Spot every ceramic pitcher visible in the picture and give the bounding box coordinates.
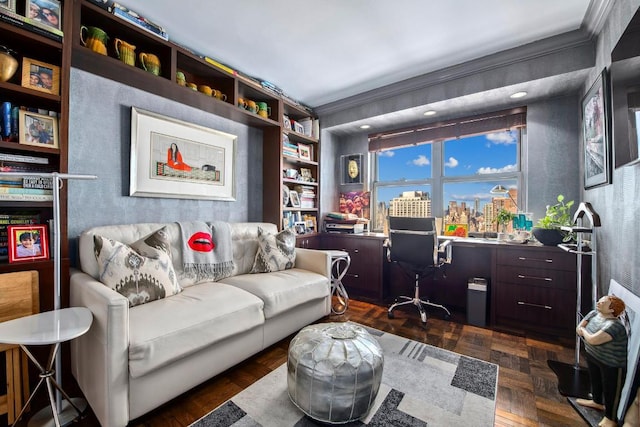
[80,26,109,56]
[114,38,136,66]
[139,52,161,76]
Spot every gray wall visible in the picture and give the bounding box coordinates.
[583,0,640,295]
[67,68,263,262]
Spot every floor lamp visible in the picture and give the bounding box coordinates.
[0,171,97,427]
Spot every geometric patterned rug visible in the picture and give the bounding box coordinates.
[190,325,498,427]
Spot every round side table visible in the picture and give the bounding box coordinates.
[0,307,93,427]
[328,250,350,314]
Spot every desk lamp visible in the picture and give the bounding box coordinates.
[489,184,518,209]
[0,171,96,427]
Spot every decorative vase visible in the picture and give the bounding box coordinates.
[0,45,18,82]
[531,227,565,246]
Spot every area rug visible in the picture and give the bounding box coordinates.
[191,325,498,426]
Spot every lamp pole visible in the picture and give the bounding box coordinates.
[0,171,96,426]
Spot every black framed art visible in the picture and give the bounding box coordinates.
[341,153,363,185]
[582,68,611,189]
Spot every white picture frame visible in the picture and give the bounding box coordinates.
[608,279,640,421]
[289,190,300,207]
[129,107,236,201]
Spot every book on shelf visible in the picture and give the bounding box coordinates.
[0,152,50,165]
[0,187,53,195]
[0,193,53,201]
[0,9,63,41]
[203,57,237,76]
[111,6,169,40]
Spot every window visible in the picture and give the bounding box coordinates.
[369,108,525,235]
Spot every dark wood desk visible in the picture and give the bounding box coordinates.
[317,234,591,337]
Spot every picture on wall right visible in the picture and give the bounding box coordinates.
[582,68,611,189]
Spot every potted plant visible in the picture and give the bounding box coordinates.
[532,194,575,245]
[494,208,515,241]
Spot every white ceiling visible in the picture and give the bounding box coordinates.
[124,0,595,108]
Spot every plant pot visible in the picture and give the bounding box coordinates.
[531,227,565,246]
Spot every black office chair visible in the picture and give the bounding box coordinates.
[387,216,452,324]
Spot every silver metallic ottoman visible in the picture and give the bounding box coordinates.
[287,322,384,424]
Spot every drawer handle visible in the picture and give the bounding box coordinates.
[518,256,553,263]
[346,273,359,278]
[517,274,552,282]
[518,301,552,310]
[353,249,359,253]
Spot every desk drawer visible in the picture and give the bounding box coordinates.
[496,266,576,290]
[494,283,575,331]
[497,247,575,270]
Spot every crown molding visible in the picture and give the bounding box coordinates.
[582,0,615,35]
[315,30,594,117]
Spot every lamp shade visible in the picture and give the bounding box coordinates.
[490,184,509,194]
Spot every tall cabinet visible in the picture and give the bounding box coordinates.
[0,0,70,312]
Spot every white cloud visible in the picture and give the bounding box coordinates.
[477,163,518,174]
[379,150,395,157]
[411,155,430,166]
[445,157,458,168]
[486,131,516,145]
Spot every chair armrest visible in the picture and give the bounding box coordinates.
[438,239,453,264]
[294,248,331,279]
[69,268,130,427]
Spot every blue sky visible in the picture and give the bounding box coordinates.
[376,131,519,208]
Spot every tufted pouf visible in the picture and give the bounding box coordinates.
[287,322,384,424]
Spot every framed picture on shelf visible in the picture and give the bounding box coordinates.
[582,68,611,189]
[283,115,292,130]
[7,224,49,263]
[297,143,311,161]
[19,110,59,148]
[0,0,16,13]
[26,0,62,31]
[21,57,60,95]
[282,186,289,207]
[289,190,300,207]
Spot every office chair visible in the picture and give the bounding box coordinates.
[387,216,452,324]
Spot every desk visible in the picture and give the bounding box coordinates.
[0,307,92,427]
[321,233,591,337]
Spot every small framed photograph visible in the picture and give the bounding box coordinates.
[297,143,311,161]
[8,225,49,263]
[283,115,292,130]
[19,110,59,148]
[282,186,289,207]
[21,57,60,95]
[0,0,17,13]
[26,0,62,31]
[289,190,300,208]
[300,167,312,182]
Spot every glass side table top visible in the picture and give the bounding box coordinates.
[0,307,92,345]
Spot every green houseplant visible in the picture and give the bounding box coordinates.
[532,194,575,245]
[494,208,515,241]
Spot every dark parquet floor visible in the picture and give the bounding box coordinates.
[14,300,588,427]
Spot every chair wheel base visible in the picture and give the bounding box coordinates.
[387,311,395,319]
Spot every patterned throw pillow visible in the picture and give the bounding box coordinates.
[250,227,296,273]
[93,227,182,307]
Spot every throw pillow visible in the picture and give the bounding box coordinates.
[93,227,182,307]
[250,227,296,273]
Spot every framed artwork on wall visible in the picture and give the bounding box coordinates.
[582,68,611,189]
[341,153,363,184]
[129,107,237,201]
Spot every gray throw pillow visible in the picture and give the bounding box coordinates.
[94,227,182,307]
[250,227,296,273]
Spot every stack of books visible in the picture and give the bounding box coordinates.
[110,3,168,41]
[282,139,299,158]
[0,213,41,261]
[0,8,63,41]
[294,185,316,208]
[0,153,55,201]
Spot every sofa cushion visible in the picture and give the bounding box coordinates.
[128,282,265,378]
[94,228,182,307]
[220,268,329,319]
[250,228,296,273]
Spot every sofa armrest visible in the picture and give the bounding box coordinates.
[70,268,131,427]
[294,248,331,279]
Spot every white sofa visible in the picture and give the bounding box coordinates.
[70,222,331,427]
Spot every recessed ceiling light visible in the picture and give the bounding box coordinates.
[423,110,437,116]
[360,124,371,129]
[510,91,528,99]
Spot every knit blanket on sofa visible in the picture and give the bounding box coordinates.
[177,221,234,283]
